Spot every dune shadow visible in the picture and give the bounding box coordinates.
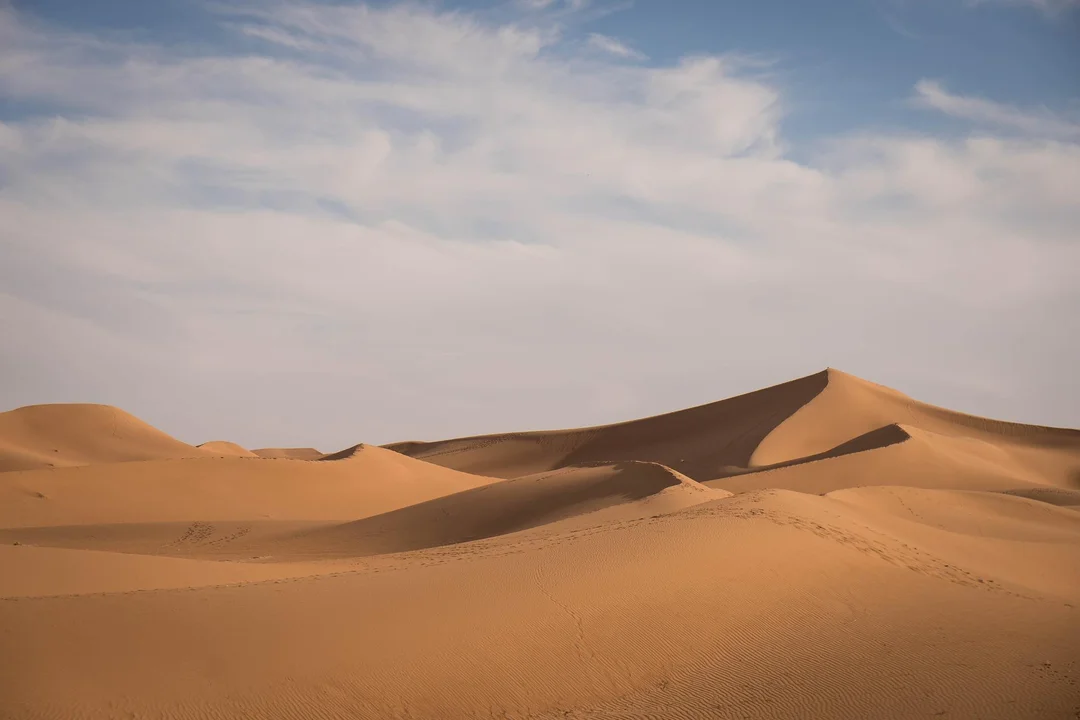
[706,423,912,481]
[384,370,831,481]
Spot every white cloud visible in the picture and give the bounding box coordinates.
[587,33,645,59]
[914,80,1080,139]
[0,2,1077,447]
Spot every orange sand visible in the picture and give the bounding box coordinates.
[1,370,1077,719]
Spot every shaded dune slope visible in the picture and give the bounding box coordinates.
[2,488,1078,718]
[385,370,830,479]
[0,404,209,472]
[197,440,257,457]
[0,461,726,560]
[278,461,727,557]
[2,372,1080,718]
[387,369,1080,492]
[0,445,498,528]
[252,447,325,460]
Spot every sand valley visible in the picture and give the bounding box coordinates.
[1,369,1078,719]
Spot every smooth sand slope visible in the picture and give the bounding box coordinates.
[1,370,1079,719]
[388,369,1080,493]
[0,444,499,528]
[0,403,211,472]
[198,440,258,457]
[252,446,325,460]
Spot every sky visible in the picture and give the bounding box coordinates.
[1,0,1078,450]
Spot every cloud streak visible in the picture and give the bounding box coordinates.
[0,2,1077,447]
[915,80,1080,139]
[587,32,646,59]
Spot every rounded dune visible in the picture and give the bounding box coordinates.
[384,370,831,479]
[252,447,325,460]
[197,440,257,457]
[387,369,1080,494]
[0,445,499,528]
[749,369,1080,472]
[2,371,1079,719]
[279,461,726,557]
[0,403,209,472]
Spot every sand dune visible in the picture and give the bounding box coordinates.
[252,446,325,460]
[3,488,1078,718]
[254,461,726,558]
[0,445,498,528]
[384,369,829,479]
[0,403,209,472]
[388,369,1080,491]
[2,370,1079,719]
[198,440,257,457]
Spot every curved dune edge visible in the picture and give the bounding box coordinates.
[384,369,1080,489]
[706,423,1071,496]
[750,369,1080,468]
[1,487,1078,719]
[383,370,831,479]
[2,370,1079,718]
[277,460,728,557]
[197,440,257,457]
[0,461,726,565]
[0,403,210,472]
[0,446,501,529]
[710,423,912,479]
[998,486,1080,507]
[251,447,325,460]
[316,443,367,461]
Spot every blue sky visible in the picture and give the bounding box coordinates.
[11,0,1078,135]
[1,0,1078,447]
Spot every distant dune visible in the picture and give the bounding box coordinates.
[0,403,209,472]
[197,440,257,457]
[251,447,325,460]
[1,370,1078,719]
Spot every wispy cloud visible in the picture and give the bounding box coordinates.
[914,79,1080,139]
[586,32,645,59]
[1,2,1077,446]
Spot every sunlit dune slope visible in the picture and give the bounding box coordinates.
[267,460,727,557]
[386,369,1080,491]
[2,371,1079,719]
[252,447,325,460]
[0,403,209,472]
[0,444,499,528]
[2,488,1078,718]
[198,440,257,457]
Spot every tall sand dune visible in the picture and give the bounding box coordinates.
[387,369,1080,490]
[2,372,1079,719]
[0,403,209,472]
[385,370,830,478]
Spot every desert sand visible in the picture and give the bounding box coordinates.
[1,368,1077,719]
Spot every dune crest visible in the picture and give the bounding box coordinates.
[252,447,325,460]
[198,440,257,457]
[0,445,499,529]
[386,369,1080,492]
[275,460,726,558]
[0,403,209,472]
[2,372,1079,719]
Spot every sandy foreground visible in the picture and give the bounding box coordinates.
[1,369,1078,719]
